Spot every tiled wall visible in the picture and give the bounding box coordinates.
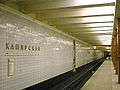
[75,41,99,68]
[0,7,103,90]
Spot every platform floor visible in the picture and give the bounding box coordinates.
[81,59,120,90]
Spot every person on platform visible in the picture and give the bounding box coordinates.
[108,53,111,59]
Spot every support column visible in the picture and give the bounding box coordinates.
[112,30,118,74]
[73,40,76,72]
[114,29,118,74]
[118,18,120,84]
[111,40,114,72]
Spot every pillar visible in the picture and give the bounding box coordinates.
[112,30,118,74]
[118,18,120,84]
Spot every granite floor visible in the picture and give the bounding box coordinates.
[81,59,120,90]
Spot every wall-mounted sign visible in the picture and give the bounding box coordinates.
[8,59,14,76]
[6,43,40,51]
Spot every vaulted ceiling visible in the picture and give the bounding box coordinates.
[1,0,119,47]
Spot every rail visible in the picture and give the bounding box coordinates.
[24,57,106,90]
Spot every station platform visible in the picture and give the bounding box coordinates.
[81,59,120,90]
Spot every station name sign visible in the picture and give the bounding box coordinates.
[6,43,40,51]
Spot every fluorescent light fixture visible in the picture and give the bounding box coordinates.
[106,47,111,49]
[100,40,112,45]
[88,23,113,27]
[67,29,113,33]
[91,27,113,30]
[98,35,112,38]
[93,46,96,49]
[89,31,112,33]
[98,35,112,45]
[81,16,114,23]
[55,16,114,24]
[74,0,115,6]
[102,42,111,45]
[80,6,115,16]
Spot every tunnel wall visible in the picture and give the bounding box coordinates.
[0,5,103,90]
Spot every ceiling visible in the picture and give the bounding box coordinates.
[0,0,119,47]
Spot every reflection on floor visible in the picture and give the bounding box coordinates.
[81,59,120,90]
